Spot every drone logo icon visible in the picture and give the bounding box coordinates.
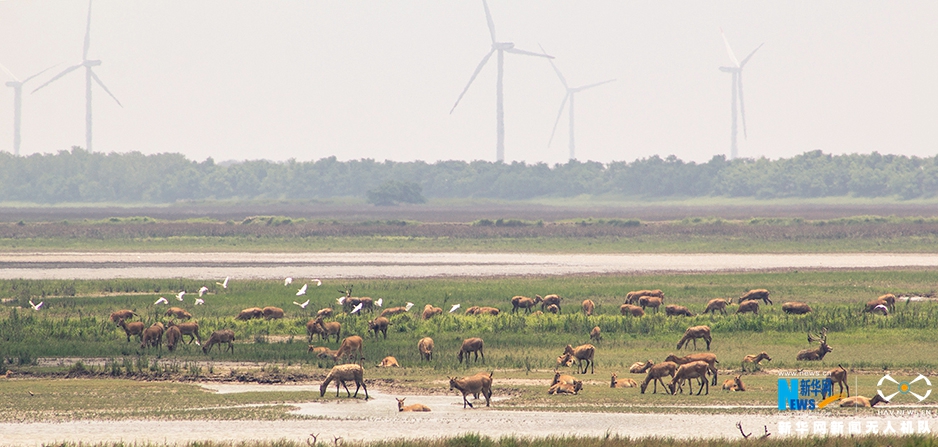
[877,374,932,402]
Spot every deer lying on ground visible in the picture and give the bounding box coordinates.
[796,328,833,361]
[741,352,771,372]
[377,356,400,367]
[548,381,582,395]
[626,290,664,304]
[736,301,759,314]
[165,307,191,320]
[458,337,484,364]
[619,304,645,317]
[418,337,434,361]
[235,307,263,320]
[202,329,235,354]
[665,353,719,386]
[611,373,637,388]
[640,361,678,394]
[722,375,746,391]
[510,296,537,314]
[320,364,368,400]
[739,289,772,305]
[669,360,711,395]
[379,307,408,318]
[368,317,391,339]
[665,305,694,317]
[589,326,602,342]
[581,299,595,316]
[782,302,812,315]
[676,325,712,350]
[449,372,493,408]
[630,360,654,374]
[117,318,145,342]
[396,398,430,412]
[166,320,201,345]
[559,344,595,374]
[308,345,330,356]
[109,309,137,323]
[702,298,732,315]
[839,395,888,407]
[551,371,579,387]
[422,304,442,320]
[824,365,849,398]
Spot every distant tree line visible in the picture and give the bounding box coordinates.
[0,147,937,204]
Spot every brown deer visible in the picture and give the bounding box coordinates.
[589,326,602,342]
[669,360,711,395]
[665,353,719,386]
[626,290,664,304]
[117,318,145,342]
[676,325,712,350]
[639,296,662,313]
[449,372,493,408]
[559,344,595,374]
[109,309,137,323]
[619,304,645,317]
[165,307,191,320]
[796,328,833,361]
[630,360,654,374]
[324,335,364,365]
[165,325,182,352]
[379,307,408,318]
[417,337,434,361]
[312,316,341,343]
[782,302,812,315]
[367,317,391,339]
[611,373,638,388]
[702,298,732,315]
[422,304,443,320]
[823,365,849,398]
[839,395,888,407]
[166,320,201,345]
[640,361,678,394]
[202,329,235,354]
[396,398,430,412]
[581,299,595,316]
[739,289,772,305]
[548,381,582,395]
[537,294,562,312]
[665,304,694,317]
[510,296,537,314]
[736,301,759,314]
[741,352,771,372]
[320,364,368,399]
[235,307,263,320]
[457,337,484,364]
[316,308,334,318]
[376,356,400,367]
[722,375,746,392]
[140,322,165,349]
[262,306,284,319]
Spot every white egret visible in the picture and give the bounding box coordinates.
[375,298,383,307]
[350,302,364,314]
[873,304,889,316]
[194,298,205,306]
[284,277,293,286]
[155,297,168,305]
[313,279,322,286]
[294,299,310,309]
[296,284,308,296]
[176,291,186,301]
[337,296,346,305]
[216,277,229,289]
[29,300,43,310]
[449,304,461,313]
[405,302,414,311]
[198,286,209,297]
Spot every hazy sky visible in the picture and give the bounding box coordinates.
[1,1,936,165]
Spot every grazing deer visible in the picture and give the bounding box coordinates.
[782,302,812,315]
[669,360,711,395]
[626,290,664,304]
[736,301,759,314]
[665,304,694,317]
[537,294,562,313]
[619,304,645,317]
[702,298,732,315]
[676,325,712,350]
[510,296,537,314]
[457,337,484,364]
[796,328,833,361]
[739,289,772,305]
[367,317,391,339]
[640,361,678,394]
[665,353,719,386]
[581,299,595,316]
[422,304,443,320]
[823,365,849,398]
[417,337,434,361]
[741,352,771,372]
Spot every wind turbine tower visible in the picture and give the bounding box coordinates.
[32,0,122,152]
[1,63,55,155]
[718,29,762,160]
[540,45,615,161]
[450,0,553,162]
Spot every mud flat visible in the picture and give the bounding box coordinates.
[2,252,938,280]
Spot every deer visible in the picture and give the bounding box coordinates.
[581,299,595,316]
[449,372,493,408]
[722,375,746,392]
[638,296,662,313]
[736,300,759,314]
[741,352,771,372]
[548,381,582,395]
[510,296,537,314]
[619,304,645,317]
[669,360,711,395]
[202,329,235,354]
[117,318,145,342]
[626,290,664,304]
[109,309,137,323]
[312,316,341,343]
[140,322,165,350]
[640,361,678,394]
[323,335,365,365]
[630,360,654,374]
[537,294,562,312]
[702,298,732,315]
[823,365,849,398]
[235,307,263,320]
[166,320,202,345]
[320,364,368,400]
[164,307,191,320]
[782,302,812,315]
[739,289,772,305]
[676,325,712,350]
[367,317,391,339]
[165,325,183,352]
[611,373,638,388]
[665,353,719,386]
[839,395,888,407]
[422,304,443,320]
[417,337,434,361]
[457,337,484,364]
[796,328,833,361]
[262,306,285,319]
[559,344,595,374]
[396,398,430,412]
[665,305,694,317]
[589,326,602,342]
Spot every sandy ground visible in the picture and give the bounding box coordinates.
[2,252,938,279]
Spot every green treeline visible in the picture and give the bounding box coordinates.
[1,147,937,203]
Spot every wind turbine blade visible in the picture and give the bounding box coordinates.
[31,64,82,93]
[720,28,739,67]
[548,93,569,147]
[739,42,764,68]
[22,64,59,84]
[538,43,567,88]
[576,79,616,91]
[482,0,496,43]
[450,49,495,114]
[505,47,553,58]
[0,62,18,82]
[738,73,747,139]
[90,70,122,107]
[83,0,93,60]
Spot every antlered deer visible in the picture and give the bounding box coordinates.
[796,328,833,361]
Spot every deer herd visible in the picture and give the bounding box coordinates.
[103,286,899,410]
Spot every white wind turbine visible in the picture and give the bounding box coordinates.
[1,63,56,155]
[450,0,553,162]
[539,45,615,161]
[32,0,122,152]
[718,29,763,160]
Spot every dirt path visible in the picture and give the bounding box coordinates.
[2,252,938,279]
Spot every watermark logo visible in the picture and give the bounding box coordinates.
[778,377,842,410]
[878,374,932,402]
